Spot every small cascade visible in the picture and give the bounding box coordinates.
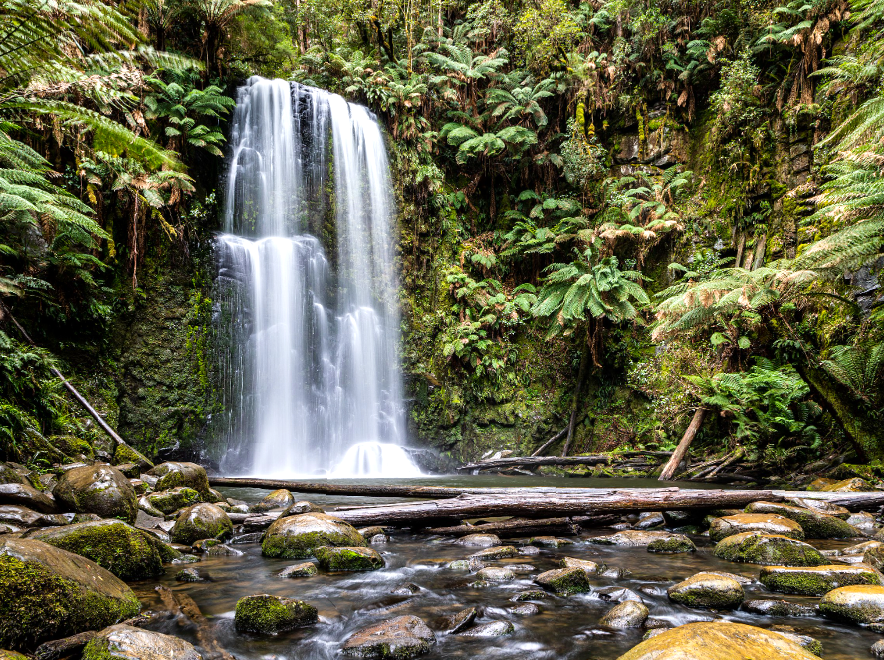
[214,76,418,478]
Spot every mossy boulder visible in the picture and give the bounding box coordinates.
[112,444,154,471]
[600,600,649,628]
[0,465,24,486]
[146,463,210,500]
[667,572,744,609]
[261,513,366,559]
[52,436,95,460]
[615,621,819,660]
[760,564,881,596]
[560,556,604,575]
[534,567,590,595]
[745,501,861,539]
[53,465,137,523]
[822,478,875,492]
[589,530,680,547]
[314,545,384,571]
[708,513,804,543]
[278,562,318,578]
[170,504,232,545]
[82,624,200,660]
[713,532,826,566]
[250,489,295,513]
[0,538,140,650]
[865,545,884,570]
[30,519,169,580]
[819,585,884,624]
[147,487,201,515]
[341,615,435,658]
[647,535,696,553]
[233,594,318,633]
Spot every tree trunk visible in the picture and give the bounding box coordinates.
[659,408,707,481]
[426,515,618,537]
[562,342,590,457]
[531,427,568,457]
[459,455,612,471]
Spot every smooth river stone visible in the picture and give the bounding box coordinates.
[819,585,884,624]
[341,615,435,658]
[708,514,804,543]
[588,530,685,547]
[667,572,744,610]
[744,501,861,538]
[262,512,366,559]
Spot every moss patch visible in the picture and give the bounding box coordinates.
[713,532,826,566]
[760,565,881,596]
[314,546,384,571]
[234,594,318,633]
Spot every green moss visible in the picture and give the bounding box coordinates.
[50,436,95,460]
[113,444,153,469]
[760,566,881,596]
[31,521,166,580]
[234,595,318,633]
[0,554,140,650]
[313,546,384,571]
[713,533,826,566]
[148,487,201,515]
[534,568,590,595]
[648,537,696,553]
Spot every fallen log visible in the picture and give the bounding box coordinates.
[156,586,236,660]
[209,478,462,498]
[659,408,708,481]
[457,455,613,472]
[426,514,620,537]
[530,427,568,457]
[328,488,784,527]
[34,630,98,660]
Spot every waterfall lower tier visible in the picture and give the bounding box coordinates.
[215,76,419,478]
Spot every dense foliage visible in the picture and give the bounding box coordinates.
[1,0,882,471]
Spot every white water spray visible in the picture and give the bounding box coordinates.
[215,76,418,477]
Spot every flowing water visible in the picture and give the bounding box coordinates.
[132,477,880,660]
[214,77,412,477]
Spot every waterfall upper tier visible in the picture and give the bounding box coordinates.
[215,76,418,478]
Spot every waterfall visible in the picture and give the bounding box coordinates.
[214,76,419,478]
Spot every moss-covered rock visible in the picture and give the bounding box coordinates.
[0,651,28,659]
[0,538,140,650]
[534,567,590,595]
[865,545,884,570]
[589,530,680,547]
[341,615,435,658]
[647,535,696,553]
[234,594,318,633]
[250,489,295,513]
[560,556,604,575]
[278,562,318,578]
[53,465,137,523]
[170,503,232,545]
[467,545,517,560]
[667,572,744,609]
[112,444,154,471]
[708,514,804,543]
[744,501,861,539]
[819,585,884,624]
[760,564,881,596]
[0,465,24,486]
[313,545,384,571]
[822,478,875,492]
[146,463,210,500]
[50,436,95,460]
[30,519,169,580]
[713,532,826,566]
[261,513,366,559]
[147,487,201,515]
[787,497,851,519]
[615,622,818,660]
[82,625,200,660]
[600,600,649,628]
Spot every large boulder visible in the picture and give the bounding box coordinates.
[53,465,137,523]
[819,585,884,624]
[171,504,233,545]
[145,463,211,500]
[745,501,861,539]
[708,514,804,543]
[82,625,200,660]
[29,519,169,580]
[667,572,744,609]
[534,567,590,595]
[615,621,819,660]
[589,530,683,547]
[0,483,57,513]
[0,538,140,649]
[713,532,826,566]
[250,489,295,513]
[233,594,318,633]
[760,564,881,596]
[600,601,649,628]
[262,513,366,559]
[146,487,201,516]
[314,546,384,571]
[341,615,435,658]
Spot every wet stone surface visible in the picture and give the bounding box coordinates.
[125,485,884,660]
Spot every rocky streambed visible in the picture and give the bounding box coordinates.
[2,461,884,659]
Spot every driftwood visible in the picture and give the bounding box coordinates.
[156,586,236,660]
[659,408,708,480]
[328,488,784,527]
[426,514,620,537]
[34,630,98,660]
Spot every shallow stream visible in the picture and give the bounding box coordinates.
[132,477,881,659]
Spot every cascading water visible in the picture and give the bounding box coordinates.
[214,76,420,478]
